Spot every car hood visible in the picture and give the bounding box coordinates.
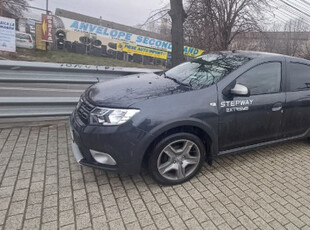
[86,73,192,108]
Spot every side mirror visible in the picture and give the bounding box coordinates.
[230,83,249,96]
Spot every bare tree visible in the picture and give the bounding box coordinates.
[2,0,30,18]
[185,0,270,51]
[169,0,186,67]
[258,19,309,57]
[259,23,283,53]
[302,39,310,59]
[141,4,170,27]
[230,23,283,53]
[230,18,310,58]
[282,19,308,56]
[141,2,187,67]
[184,1,217,51]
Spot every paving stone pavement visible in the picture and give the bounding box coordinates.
[0,121,310,230]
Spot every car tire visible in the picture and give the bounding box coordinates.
[148,133,206,185]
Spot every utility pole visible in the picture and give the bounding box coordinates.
[45,0,49,51]
[169,0,186,67]
[1,0,3,16]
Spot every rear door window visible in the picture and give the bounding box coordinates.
[289,63,310,91]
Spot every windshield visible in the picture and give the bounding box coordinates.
[165,53,252,89]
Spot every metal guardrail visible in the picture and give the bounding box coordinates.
[0,61,161,118]
[0,60,161,83]
[0,97,79,118]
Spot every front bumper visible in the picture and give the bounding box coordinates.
[69,111,148,174]
[71,141,84,164]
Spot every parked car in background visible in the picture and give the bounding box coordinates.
[70,50,310,185]
[16,31,34,49]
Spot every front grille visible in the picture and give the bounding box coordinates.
[77,97,95,124]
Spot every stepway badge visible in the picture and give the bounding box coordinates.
[221,99,254,113]
[0,16,16,52]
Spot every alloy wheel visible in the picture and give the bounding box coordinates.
[156,139,201,181]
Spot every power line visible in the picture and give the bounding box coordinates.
[269,3,299,21]
[277,8,310,27]
[273,1,308,20]
[272,0,310,24]
[277,10,300,22]
[276,0,310,19]
[268,0,310,28]
[299,0,310,8]
[277,6,305,20]
[265,9,291,24]
[272,13,291,24]
[266,0,310,28]
[287,0,310,12]
[285,0,310,16]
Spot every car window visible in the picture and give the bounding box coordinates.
[289,63,310,91]
[164,53,252,89]
[236,62,281,95]
[16,33,30,40]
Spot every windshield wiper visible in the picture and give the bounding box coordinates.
[162,72,191,87]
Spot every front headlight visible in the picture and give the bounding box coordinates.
[90,107,140,126]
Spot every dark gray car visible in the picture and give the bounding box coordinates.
[70,51,310,185]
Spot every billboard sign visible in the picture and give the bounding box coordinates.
[42,14,54,42]
[59,17,204,58]
[0,16,16,52]
[117,43,168,60]
[35,23,47,50]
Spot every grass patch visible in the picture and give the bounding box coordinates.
[0,48,164,69]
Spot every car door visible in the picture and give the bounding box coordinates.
[218,61,285,151]
[282,60,310,137]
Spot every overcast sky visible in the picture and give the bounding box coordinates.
[27,0,168,26]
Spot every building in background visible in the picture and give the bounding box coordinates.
[17,18,40,35]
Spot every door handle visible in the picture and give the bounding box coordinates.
[272,102,282,112]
